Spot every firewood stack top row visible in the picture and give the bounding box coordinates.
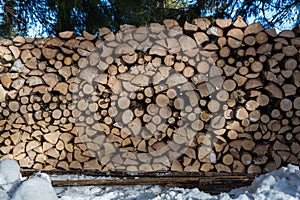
[0,17,299,174]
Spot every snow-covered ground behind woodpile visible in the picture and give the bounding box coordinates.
[0,158,300,200]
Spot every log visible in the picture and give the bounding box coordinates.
[216,19,232,28]
[227,28,244,41]
[250,61,263,73]
[228,37,242,48]
[184,21,198,32]
[59,31,74,39]
[244,22,264,35]
[193,32,209,46]
[193,18,211,31]
[222,154,234,165]
[233,16,247,28]
[155,94,169,107]
[255,32,268,44]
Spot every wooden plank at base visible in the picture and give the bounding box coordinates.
[21,170,256,194]
[51,176,255,194]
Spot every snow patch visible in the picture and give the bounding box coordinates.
[12,175,57,200]
[0,159,58,200]
[229,164,300,200]
[0,159,21,192]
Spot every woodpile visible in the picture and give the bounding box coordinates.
[0,17,299,173]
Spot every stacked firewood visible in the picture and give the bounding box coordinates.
[0,17,299,173]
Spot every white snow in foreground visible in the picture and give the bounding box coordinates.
[12,173,58,200]
[0,159,57,200]
[0,158,299,200]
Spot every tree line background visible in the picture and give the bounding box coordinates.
[0,0,299,38]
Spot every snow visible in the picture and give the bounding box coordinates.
[0,159,57,200]
[229,164,300,200]
[0,159,21,194]
[54,185,214,200]
[0,158,300,200]
[12,174,58,200]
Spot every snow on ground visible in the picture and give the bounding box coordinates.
[55,185,213,200]
[12,173,57,200]
[0,158,300,200]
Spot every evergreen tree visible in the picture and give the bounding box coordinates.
[0,0,299,37]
